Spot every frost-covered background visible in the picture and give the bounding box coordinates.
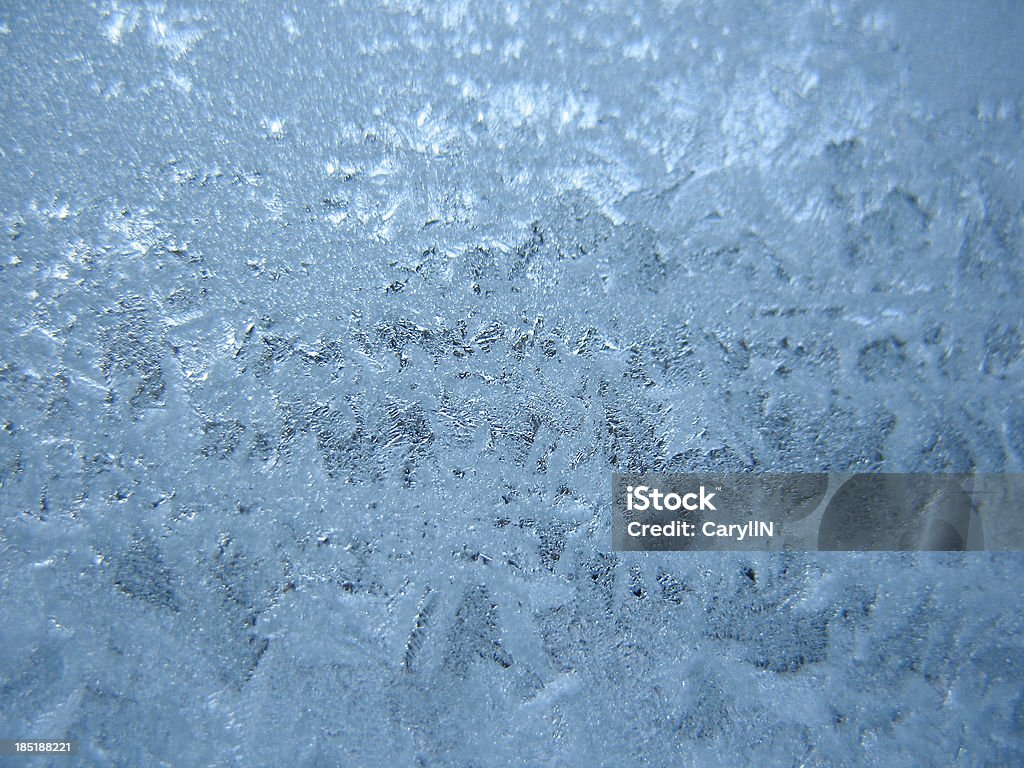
[1,1,1023,765]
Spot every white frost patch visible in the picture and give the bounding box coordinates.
[266,118,285,138]
[147,11,205,61]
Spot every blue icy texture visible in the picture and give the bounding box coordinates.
[1,1,1023,765]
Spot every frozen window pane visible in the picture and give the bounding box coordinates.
[0,1,1022,765]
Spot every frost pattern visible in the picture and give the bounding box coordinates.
[1,1,1022,766]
